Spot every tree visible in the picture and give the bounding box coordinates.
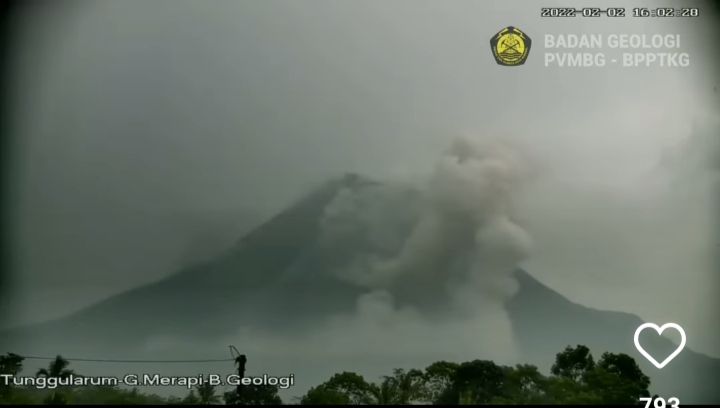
[300,385,351,405]
[43,391,68,405]
[369,369,424,404]
[545,346,651,404]
[551,345,595,383]
[68,386,167,404]
[303,372,374,405]
[421,361,458,404]
[368,379,395,405]
[0,353,24,401]
[196,382,220,405]
[182,390,200,404]
[295,345,652,405]
[36,355,74,405]
[0,353,23,376]
[223,385,282,405]
[437,360,505,404]
[301,369,425,405]
[494,364,548,404]
[36,355,74,380]
[544,374,598,404]
[586,352,651,404]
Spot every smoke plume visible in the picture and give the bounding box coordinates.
[321,137,533,309]
[215,138,536,395]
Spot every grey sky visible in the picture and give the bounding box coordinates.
[5,0,719,357]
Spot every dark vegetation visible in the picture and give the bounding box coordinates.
[0,345,650,405]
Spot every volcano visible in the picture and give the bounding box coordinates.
[1,174,718,403]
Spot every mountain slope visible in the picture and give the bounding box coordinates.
[1,174,372,350]
[1,174,718,402]
[509,269,720,403]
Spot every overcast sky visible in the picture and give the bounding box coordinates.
[4,0,719,357]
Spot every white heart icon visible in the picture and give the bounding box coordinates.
[633,322,686,369]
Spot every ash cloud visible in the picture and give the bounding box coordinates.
[262,137,537,379]
[322,137,532,305]
[153,140,537,398]
[5,132,539,395]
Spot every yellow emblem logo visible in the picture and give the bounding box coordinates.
[490,26,532,66]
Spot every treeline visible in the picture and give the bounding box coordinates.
[1,345,650,405]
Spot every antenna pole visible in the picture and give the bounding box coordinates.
[229,346,246,402]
